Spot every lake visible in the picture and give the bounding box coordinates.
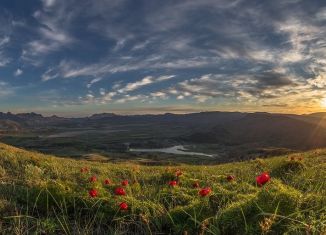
[129,145,214,158]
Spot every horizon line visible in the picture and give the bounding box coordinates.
[1,110,325,119]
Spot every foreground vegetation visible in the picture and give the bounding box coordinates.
[0,142,325,234]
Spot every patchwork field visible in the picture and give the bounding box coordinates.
[0,142,325,234]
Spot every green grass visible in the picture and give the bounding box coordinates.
[0,143,325,234]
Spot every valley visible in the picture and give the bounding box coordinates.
[0,111,325,164]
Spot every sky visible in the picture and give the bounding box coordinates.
[0,0,326,116]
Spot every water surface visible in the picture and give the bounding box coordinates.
[129,145,214,158]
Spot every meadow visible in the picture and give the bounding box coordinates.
[0,142,325,234]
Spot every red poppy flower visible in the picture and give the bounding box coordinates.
[226,175,235,182]
[168,180,177,187]
[119,202,128,210]
[80,167,89,173]
[199,187,211,197]
[121,180,129,186]
[115,187,126,196]
[104,179,111,185]
[193,182,200,188]
[256,172,270,187]
[89,175,97,182]
[89,189,98,198]
[175,169,183,177]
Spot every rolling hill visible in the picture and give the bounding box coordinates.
[0,142,325,234]
[2,111,326,163]
[184,112,326,149]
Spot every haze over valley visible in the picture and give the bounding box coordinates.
[1,111,326,164]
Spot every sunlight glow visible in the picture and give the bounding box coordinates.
[321,98,326,108]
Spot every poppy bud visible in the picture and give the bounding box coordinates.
[226,175,235,182]
[119,202,128,210]
[104,179,111,185]
[115,187,126,196]
[89,189,98,198]
[256,172,270,187]
[199,187,211,197]
[121,180,129,186]
[89,175,97,182]
[168,180,177,187]
[193,182,200,188]
[81,167,89,173]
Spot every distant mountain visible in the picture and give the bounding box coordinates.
[183,112,326,150]
[2,111,326,152]
[89,113,117,119]
[304,112,326,118]
[286,112,326,129]
[0,120,22,132]
[1,110,326,162]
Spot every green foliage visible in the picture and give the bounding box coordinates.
[272,159,306,179]
[218,196,260,234]
[256,180,302,216]
[0,142,325,234]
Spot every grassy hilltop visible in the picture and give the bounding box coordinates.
[0,142,325,234]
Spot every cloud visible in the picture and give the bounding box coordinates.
[253,71,294,87]
[118,76,153,93]
[0,36,10,67]
[117,75,175,93]
[14,69,23,76]
[0,82,15,98]
[87,77,103,88]
[41,68,59,81]
[150,91,168,100]
[308,75,326,89]
[41,0,56,8]
[0,36,10,47]
[115,94,147,104]
[21,1,74,64]
[159,71,300,104]
[2,0,326,114]
[75,75,175,105]
[46,56,217,83]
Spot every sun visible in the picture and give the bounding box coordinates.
[321,98,326,108]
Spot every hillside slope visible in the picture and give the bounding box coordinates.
[3,111,326,163]
[184,113,326,149]
[0,143,325,234]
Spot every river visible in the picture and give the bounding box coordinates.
[129,145,214,158]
